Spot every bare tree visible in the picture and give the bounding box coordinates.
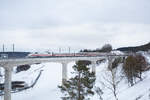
[123,54,148,86]
[100,58,122,100]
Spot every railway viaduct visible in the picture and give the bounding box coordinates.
[0,55,127,100]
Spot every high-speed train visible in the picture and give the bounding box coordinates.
[26,52,116,58]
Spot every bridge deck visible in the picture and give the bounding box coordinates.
[0,55,128,68]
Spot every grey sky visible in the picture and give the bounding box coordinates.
[0,0,150,52]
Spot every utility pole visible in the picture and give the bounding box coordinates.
[3,44,5,52]
[68,47,71,53]
[12,44,15,52]
[59,48,61,53]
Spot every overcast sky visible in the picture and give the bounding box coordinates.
[0,0,150,52]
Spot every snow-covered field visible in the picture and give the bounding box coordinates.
[0,53,150,100]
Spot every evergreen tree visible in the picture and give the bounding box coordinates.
[58,61,96,100]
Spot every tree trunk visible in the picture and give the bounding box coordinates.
[113,90,118,100]
[78,71,81,100]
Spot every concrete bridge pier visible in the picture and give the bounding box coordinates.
[91,60,97,73]
[4,67,12,100]
[61,62,68,84]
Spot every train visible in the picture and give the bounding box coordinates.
[26,52,116,58]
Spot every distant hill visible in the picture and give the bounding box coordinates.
[117,42,150,52]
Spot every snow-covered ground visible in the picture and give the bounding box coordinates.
[0,53,150,100]
[93,56,150,100]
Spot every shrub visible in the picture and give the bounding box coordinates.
[16,64,30,73]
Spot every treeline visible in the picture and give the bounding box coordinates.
[80,44,112,53]
[117,42,150,52]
